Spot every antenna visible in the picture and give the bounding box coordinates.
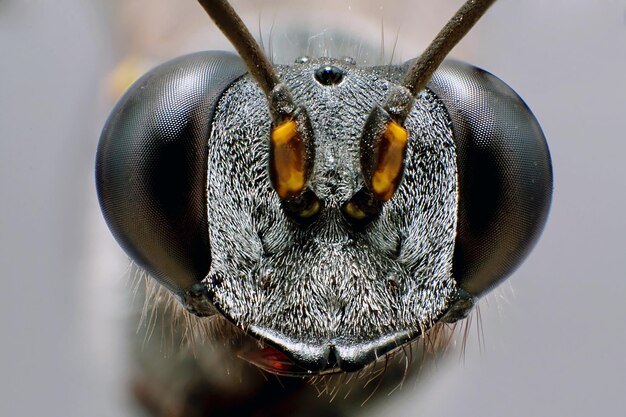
[402,0,497,98]
[354,0,497,210]
[197,0,321,216]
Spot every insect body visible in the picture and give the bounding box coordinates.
[97,0,551,386]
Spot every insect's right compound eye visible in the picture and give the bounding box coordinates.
[96,51,247,299]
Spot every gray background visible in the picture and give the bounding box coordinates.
[1,1,624,416]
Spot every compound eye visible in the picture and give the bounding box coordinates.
[96,51,246,306]
[428,60,553,297]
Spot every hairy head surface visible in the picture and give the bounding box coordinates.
[205,58,458,371]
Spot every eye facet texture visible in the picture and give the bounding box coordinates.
[428,60,553,297]
[96,52,246,296]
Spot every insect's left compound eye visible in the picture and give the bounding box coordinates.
[96,51,246,309]
[428,60,553,297]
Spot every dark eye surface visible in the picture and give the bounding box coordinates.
[96,51,246,296]
[428,60,553,297]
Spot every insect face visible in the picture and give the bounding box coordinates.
[207,58,458,372]
[96,0,552,376]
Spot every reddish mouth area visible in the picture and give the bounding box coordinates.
[239,346,341,377]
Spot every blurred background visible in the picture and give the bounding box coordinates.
[1,0,625,416]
